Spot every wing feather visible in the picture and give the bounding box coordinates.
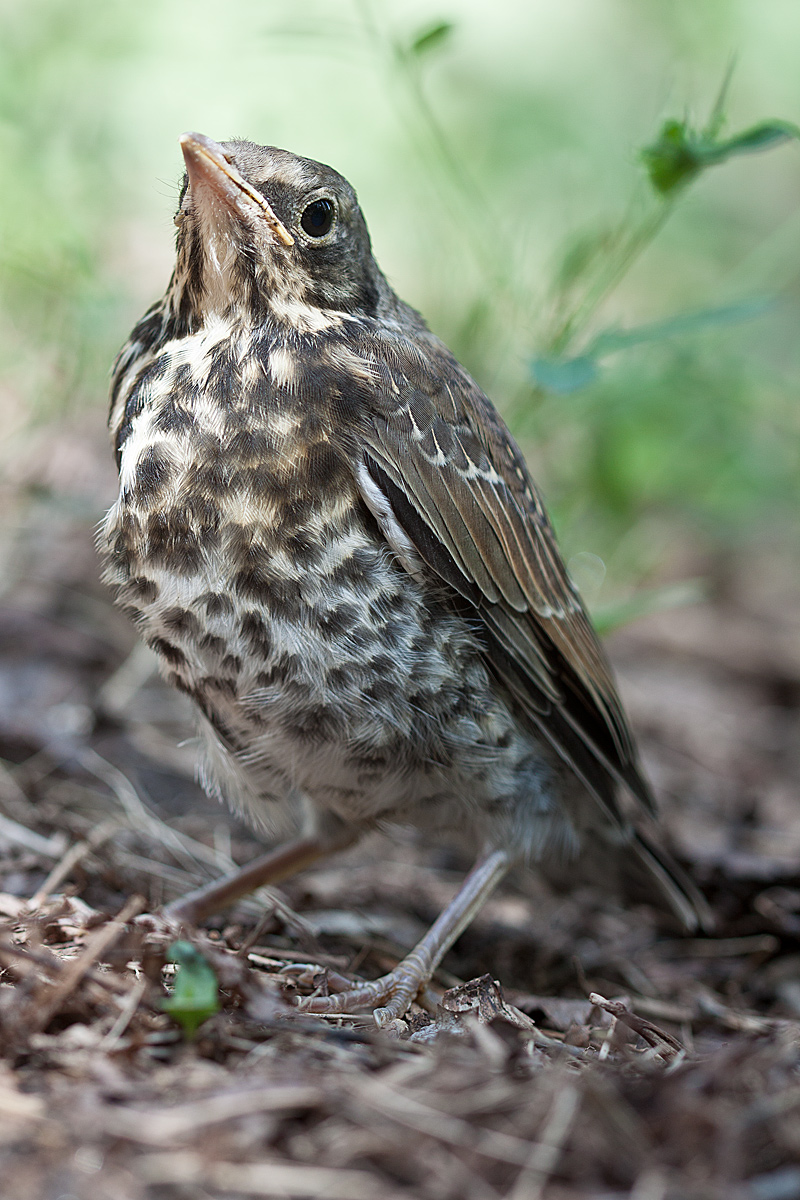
[351,330,655,817]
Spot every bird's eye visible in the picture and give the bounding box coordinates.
[300,198,335,238]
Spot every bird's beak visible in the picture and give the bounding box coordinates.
[178,131,294,247]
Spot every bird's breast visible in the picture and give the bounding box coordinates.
[102,326,570,852]
[101,329,497,799]
[104,329,380,669]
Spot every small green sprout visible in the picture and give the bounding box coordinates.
[161,940,221,1039]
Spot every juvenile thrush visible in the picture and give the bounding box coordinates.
[103,133,707,1024]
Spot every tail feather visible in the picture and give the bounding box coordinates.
[629,829,714,933]
[537,824,714,932]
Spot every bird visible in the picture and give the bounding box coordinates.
[102,132,709,1026]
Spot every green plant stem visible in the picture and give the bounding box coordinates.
[548,197,677,358]
[354,0,517,300]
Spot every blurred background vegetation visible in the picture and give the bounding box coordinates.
[1,0,798,619]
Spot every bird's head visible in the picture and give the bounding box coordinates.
[172,132,386,332]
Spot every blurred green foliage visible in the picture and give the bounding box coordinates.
[0,1,139,414]
[642,117,800,196]
[1,0,798,607]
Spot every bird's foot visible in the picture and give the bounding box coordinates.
[297,848,513,1028]
[298,960,435,1027]
[132,908,183,945]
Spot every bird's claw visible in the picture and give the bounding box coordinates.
[298,966,431,1027]
[132,908,184,944]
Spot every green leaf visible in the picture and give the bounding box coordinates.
[532,299,770,395]
[592,579,705,637]
[161,940,220,1039]
[409,21,454,57]
[716,120,800,157]
[590,298,773,356]
[532,354,598,394]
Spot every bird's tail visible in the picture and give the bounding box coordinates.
[538,823,714,932]
[628,828,714,933]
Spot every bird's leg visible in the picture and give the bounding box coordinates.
[299,847,512,1026]
[164,827,357,926]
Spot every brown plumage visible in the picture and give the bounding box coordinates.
[102,132,709,1024]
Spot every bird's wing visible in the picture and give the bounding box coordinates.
[352,329,655,823]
